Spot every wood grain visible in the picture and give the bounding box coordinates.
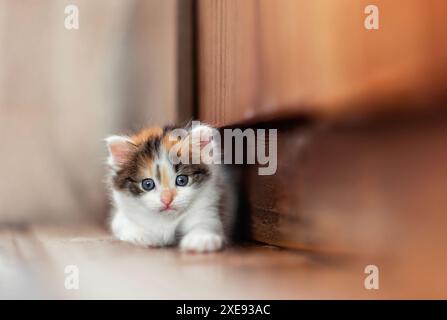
[197,0,447,126]
[1,223,445,298]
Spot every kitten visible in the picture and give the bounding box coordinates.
[105,124,235,252]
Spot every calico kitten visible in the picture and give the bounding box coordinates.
[105,124,235,252]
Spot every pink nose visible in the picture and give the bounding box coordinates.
[161,190,174,207]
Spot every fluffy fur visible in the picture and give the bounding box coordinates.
[105,124,235,253]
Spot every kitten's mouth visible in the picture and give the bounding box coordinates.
[160,206,176,213]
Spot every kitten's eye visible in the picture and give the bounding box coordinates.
[141,178,155,191]
[175,175,188,187]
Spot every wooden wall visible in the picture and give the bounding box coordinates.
[197,0,447,290]
[197,0,447,125]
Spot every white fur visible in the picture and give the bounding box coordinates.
[104,135,136,172]
[106,126,235,253]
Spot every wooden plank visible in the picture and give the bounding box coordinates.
[197,0,447,126]
[1,224,340,299]
[0,222,445,298]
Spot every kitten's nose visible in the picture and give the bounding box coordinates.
[161,190,174,207]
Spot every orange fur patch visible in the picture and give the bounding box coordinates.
[131,127,163,145]
[162,133,181,151]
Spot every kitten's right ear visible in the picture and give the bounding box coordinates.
[105,135,136,169]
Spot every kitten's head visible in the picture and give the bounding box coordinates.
[105,124,217,215]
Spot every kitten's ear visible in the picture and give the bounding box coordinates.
[105,135,136,168]
[187,124,219,164]
[189,124,215,150]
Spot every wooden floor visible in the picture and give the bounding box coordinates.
[0,223,443,299]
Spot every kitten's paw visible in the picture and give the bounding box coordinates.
[112,213,166,247]
[114,227,161,247]
[180,231,224,253]
[117,232,158,247]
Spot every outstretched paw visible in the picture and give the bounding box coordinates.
[117,232,157,247]
[180,231,224,253]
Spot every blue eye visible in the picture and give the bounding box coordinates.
[141,178,155,191]
[175,175,188,187]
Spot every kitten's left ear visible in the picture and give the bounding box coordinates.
[105,135,136,169]
[189,124,215,150]
[187,124,220,164]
